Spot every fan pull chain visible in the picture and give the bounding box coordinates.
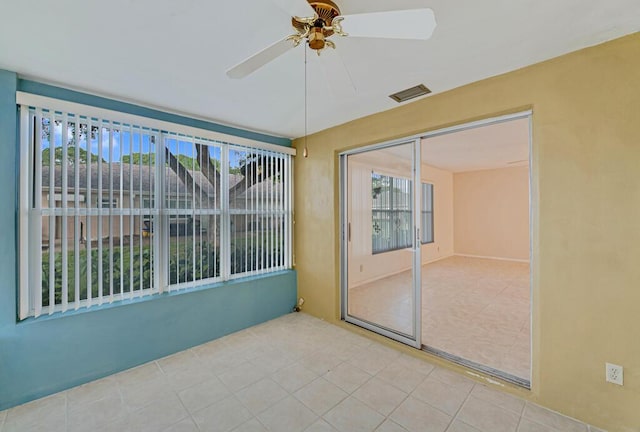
[303,42,309,158]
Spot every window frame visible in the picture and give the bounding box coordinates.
[98,197,118,208]
[17,93,294,319]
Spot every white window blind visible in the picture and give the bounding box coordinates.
[421,183,434,244]
[228,146,291,277]
[19,101,293,319]
[162,133,222,290]
[371,173,434,253]
[371,172,413,254]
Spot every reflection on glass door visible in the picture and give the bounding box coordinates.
[419,113,533,386]
[341,140,421,347]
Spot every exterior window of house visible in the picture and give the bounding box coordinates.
[99,198,118,208]
[162,133,222,287]
[228,147,289,276]
[18,100,293,319]
[421,183,434,244]
[372,173,412,253]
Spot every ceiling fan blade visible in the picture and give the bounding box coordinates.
[339,8,437,40]
[269,0,315,17]
[319,48,356,97]
[227,37,295,79]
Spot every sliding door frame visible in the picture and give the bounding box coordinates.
[340,109,534,386]
[418,110,533,387]
[340,138,422,349]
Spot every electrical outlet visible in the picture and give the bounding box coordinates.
[606,363,623,385]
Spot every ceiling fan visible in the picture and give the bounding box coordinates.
[226,0,437,94]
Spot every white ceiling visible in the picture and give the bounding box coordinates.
[0,0,638,139]
[422,117,530,172]
[356,117,530,173]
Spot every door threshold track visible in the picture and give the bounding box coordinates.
[422,345,531,389]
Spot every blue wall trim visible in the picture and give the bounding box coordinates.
[0,70,18,331]
[17,79,292,147]
[0,70,297,410]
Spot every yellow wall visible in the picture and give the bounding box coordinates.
[454,166,530,261]
[293,32,640,431]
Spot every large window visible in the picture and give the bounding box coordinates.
[18,100,292,319]
[371,172,433,253]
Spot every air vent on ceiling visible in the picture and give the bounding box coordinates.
[389,84,431,103]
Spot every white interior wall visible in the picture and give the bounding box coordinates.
[453,166,530,261]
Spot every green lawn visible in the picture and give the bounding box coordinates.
[41,236,282,307]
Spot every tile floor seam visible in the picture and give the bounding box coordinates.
[391,394,451,432]
[322,395,384,432]
[112,375,127,430]
[518,394,527,417]
[253,414,270,432]
[293,376,349,417]
[385,391,413,424]
[173,383,198,432]
[377,369,426,395]
[450,389,474,425]
[239,378,289,416]
[520,416,565,432]
[190,409,205,432]
[442,381,476,431]
[471,383,527,416]
[514,410,525,432]
[326,359,376,395]
[371,378,413,421]
[460,394,526,432]
[64,392,68,432]
[374,418,408,432]
[355,371,377,396]
[526,404,587,432]
[190,406,205,432]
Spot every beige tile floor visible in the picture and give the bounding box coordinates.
[0,313,603,432]
[348,256,531,380]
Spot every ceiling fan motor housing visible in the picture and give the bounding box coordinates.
[292,0,341,51]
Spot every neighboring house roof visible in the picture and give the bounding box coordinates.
[41,163,282,198]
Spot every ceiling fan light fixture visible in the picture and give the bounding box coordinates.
[389,84,432,103]
[290,0,345,54]
[308,27,326,50]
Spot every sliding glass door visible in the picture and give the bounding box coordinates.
[341,139,422,348]
[340,112,533,386]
